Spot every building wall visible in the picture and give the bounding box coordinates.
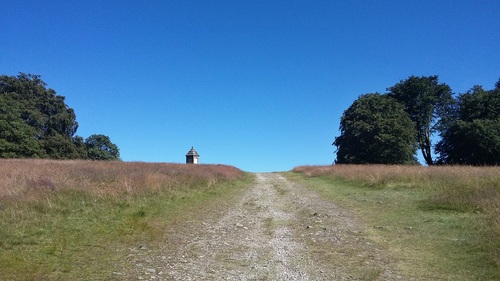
[186,156,199,164]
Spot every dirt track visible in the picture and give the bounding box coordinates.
[118,173,402,280]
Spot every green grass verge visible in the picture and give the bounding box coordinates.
[285,172,500,280]
[0,173,253,280]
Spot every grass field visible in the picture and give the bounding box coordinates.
[2,160,499,280]
[0,159,251,280]
[290,165,500,280]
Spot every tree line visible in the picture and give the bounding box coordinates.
[333,75,500,165]
[0,73,120,160]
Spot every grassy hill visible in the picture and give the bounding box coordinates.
[0,159,249,280]
[1,160,499,280]
[289,165,500,280]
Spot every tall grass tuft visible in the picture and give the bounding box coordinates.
[0,159,243,199]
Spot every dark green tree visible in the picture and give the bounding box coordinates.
[436,81,500,165]
[0,95,42,157]
[0,73,81,158]
[333,93,418,164]
[388,75,453,165]
[0,73,118,160]
[85,134,120,160]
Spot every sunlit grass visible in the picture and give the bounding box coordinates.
[289,165,500,280]
[0,159,249,280]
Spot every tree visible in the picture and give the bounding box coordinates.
[333,93,418,164]
[0,73,80,158]
[0,73,119,160]
[388,75,453,165]
[0,95,43,157]
[436,82,500,165]
[85,134,120,160]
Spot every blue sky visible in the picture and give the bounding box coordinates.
[1,1,499,172]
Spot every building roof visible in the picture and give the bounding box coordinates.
[186,146,199,157]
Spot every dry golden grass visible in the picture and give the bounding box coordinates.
[0,159,243,200]
[294,164,500,212]
[294,164,500,187]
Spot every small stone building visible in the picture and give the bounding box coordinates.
[185,146,200,164]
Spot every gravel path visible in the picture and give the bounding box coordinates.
[118,173,401,280]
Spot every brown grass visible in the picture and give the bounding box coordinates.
[294,164,499,187]
[293,164,500,210]
[0,159,243,200]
